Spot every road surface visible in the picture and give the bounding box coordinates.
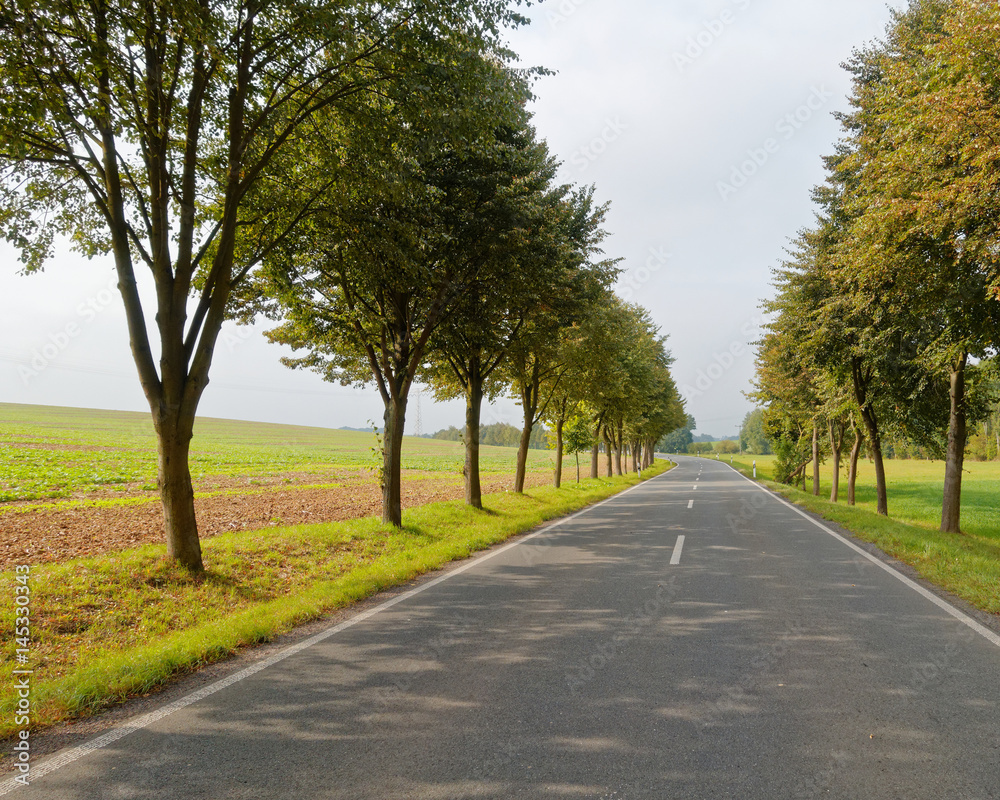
[7,456,1000,798]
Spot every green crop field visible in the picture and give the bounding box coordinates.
[0,402,564,504]
[724,453,1000,539]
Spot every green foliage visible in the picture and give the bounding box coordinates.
[660,414,695,453]
[713,440,740,455]
[369,422,386,492]
[740,409,772,455]
[771,434,811,485]
[431,427,463,442]
[0,0,535,566]
[753,0,1000,521]
[562,415,595,457]
[430,423,548,449]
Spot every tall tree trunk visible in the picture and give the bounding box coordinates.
[554,415,565,489]
[812,423,820,497]
[515,413,533,494]
[153,410,202,571]
[860,406,887,516]
[613,424,624,476]
[848,424,864,507]
[631,441,640,473]
[941,353,968,534]
[514,363,540,494]
[382,394,407,527]
[464,369,484,509]
[852,359,888,516]
[828,420,843,504]
[591,439,600,479]
[576,451,581,483]
[604,429,614,477]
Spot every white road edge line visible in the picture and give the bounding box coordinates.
[0,470,672,795]
[670,535,686,565]
[724,463,1000,650]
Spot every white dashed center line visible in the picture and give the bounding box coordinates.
[670,535,686,565]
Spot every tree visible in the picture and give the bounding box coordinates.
[502,190,619,493]
[838,0,1000,531]
[739,410,771,455]
[260,62,535,527]
[424,154,595,506]
[0,0,523,569]
[562,414,595,484]
[661,415,696,454]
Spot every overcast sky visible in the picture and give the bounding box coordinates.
[0,0,899,438]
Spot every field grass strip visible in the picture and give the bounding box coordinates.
[0,463,669,741]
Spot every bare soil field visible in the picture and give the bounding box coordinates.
[0,470,551,569]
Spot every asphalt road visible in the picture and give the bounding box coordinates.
[8,456,1000,799]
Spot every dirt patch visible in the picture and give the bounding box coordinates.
[0,472,552,570]
[5,440,123,452]
[0,468,360,509]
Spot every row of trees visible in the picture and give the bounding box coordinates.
[752,0,1000,532]
[431,424,548,450]
[0,0,682,571]
[739,409,772,455]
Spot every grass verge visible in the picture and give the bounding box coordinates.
[724,460,1000,619]
[0,463,668,741]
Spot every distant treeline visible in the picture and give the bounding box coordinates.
[430,423,548,450]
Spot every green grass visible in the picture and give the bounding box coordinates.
[721,453,1000,617]
[726,453,1000,540]
[0,462,669,740]
[0,402,562,503]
